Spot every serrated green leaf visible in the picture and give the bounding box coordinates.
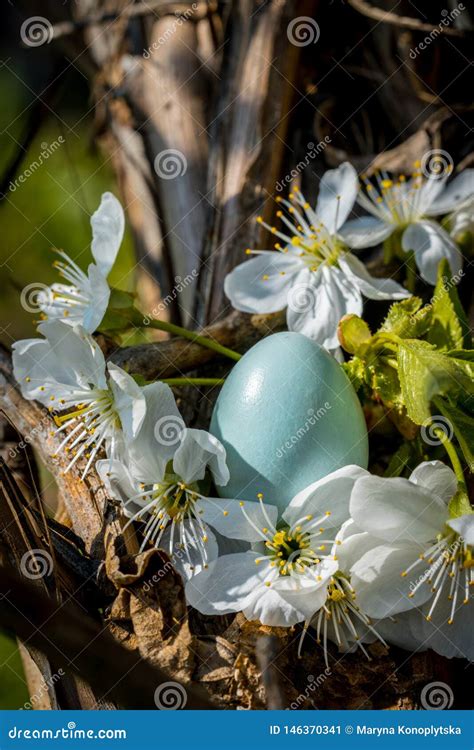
[380,297,429,338]
[370,364,403,406]
[427,258,469,350]
[397,340,474,425]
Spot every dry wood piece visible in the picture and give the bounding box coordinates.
[0,562,215,710]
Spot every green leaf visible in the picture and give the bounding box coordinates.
[427,258,470,350]
[384,441,415,477]
[435,397,474,471]
[397,340,474,425]
[379,297,429,338]
[342,357,367,392]
[370,363,403,406]
[448,487,473,519]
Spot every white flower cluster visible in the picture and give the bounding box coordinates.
[12,183,473,667]
[225,162,474,353]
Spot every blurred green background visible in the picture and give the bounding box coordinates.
[0,9,135,708]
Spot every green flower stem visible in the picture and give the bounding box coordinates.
[160,377,225,386]
[405,252,417,293]
[383,235,395,265]
[146,319,241,362]
[433,426,465,485]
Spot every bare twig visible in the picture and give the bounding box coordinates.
[347,0,468,36]
[111,310,285,379]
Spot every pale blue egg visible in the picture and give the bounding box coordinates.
[210,332,368,513]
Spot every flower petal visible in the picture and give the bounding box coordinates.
[402,220,463,285]
[81,264,111,332]
[127,381,182,483]
[339,253,409,300]
[350,543,431,618]
[339,215,393,249]
[286,265,362,349]
[243,587,307,626]
[316,162,359,232]
[159,520,219,580]
[447,513,474,545]
[284,464,368,532]
[425,169,474,216]
[449,196,474,239]
[107,362,146,440]
[173,428,229,486]
[409,460,457,506]
[414,597,474,661]
[375,610,425,653]
[44,320,107,386]
[96,458,138,515]
[90,192,125,276]
[275,559,338,621]
[184,551,271,615]
[13,337,67,404]
[224,253,302,314]
[196,497,278,543]
[350,474,447,544]
[335,521,381,574]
